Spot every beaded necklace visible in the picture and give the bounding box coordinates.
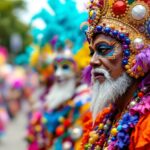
[84,87,144,150]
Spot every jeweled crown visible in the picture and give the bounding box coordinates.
[86,0,150,78]
[87,0,150,41]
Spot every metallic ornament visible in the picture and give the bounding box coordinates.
[131,5,146,20]
[129,101,137,107]
[70,126,82,140]
[133,38,144,50]
[104,124,109,131]
[62,141,72,150]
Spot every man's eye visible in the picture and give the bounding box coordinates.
[62,64,69,70]
[89,48,94,56]
[96,43,114,56]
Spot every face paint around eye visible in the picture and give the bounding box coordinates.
[62,64,70,70]
[95,42,115,57]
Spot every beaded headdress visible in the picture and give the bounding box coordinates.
[86,0,150,78]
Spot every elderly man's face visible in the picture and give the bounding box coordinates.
[90,34,124,83]
[89,34,133,119]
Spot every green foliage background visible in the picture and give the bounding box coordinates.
[0,0,31,58]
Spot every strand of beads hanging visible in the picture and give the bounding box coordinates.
[84,105,118,150]
[107,88,144,150]
[84,87,144,150]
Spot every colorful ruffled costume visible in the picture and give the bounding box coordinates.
[81,74,150,150]
[43,83,91,150]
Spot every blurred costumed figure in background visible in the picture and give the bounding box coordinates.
[26,0,92,150]
[80,0,150,149]
[0,46,9,139]
[25,44,54,150]
[27,44,54,112]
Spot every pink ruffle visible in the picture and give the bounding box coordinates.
[130,96,150,115]
[108,141,116,150]
[28,141,39,150]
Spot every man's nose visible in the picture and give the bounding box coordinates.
[90,53,101,68]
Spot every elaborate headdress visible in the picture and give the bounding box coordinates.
[30,0,90,72]
[31,0,87,54]
[29,44,54,80]
[86,0,150,78]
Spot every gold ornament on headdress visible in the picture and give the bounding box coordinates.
[86,0,150,78]
[87,0,150,44]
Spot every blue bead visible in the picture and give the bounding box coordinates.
[99,130,103,134]
[112,30,118,36]
[125,38,131,44]
[104,27,111,33]
[111,137,116,141]
[122,59,128,65]
[117,125,122,131]
[124,50,130,56]
[96,26,103,32]
[122,124,128,130]
[119,33,125,39]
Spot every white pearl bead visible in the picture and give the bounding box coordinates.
[133,38,144,49]
[132,5,146,20]
[130,101,137,107]
[62,141,72,150]
[70,126,82,140]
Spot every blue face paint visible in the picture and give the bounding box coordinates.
[95,42,115,57]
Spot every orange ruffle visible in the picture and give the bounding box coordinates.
[129,112,150,150]
[80,105,112,149]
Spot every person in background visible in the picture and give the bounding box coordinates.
[26,0,91,149]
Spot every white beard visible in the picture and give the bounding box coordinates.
[45,78,76,110]
[91,68,132,121]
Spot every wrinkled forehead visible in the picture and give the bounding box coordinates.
[91,33,119,45]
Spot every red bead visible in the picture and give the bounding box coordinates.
[138,92,144,98]
[56,125,64,136]
[88,19,92,24]
[64,119,71,127]
[98,140,104,146]
[112,1,127,15]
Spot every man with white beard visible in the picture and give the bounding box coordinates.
[45,53,77,110]
[42,50,91,150]
[81,0,150,149]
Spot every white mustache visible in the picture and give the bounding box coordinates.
[91,68,111,80]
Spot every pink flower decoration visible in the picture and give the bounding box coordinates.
[130,96,150,115]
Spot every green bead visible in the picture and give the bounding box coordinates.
[85,144,92,150]
[128,0,134,4]
[84,144,89,150]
